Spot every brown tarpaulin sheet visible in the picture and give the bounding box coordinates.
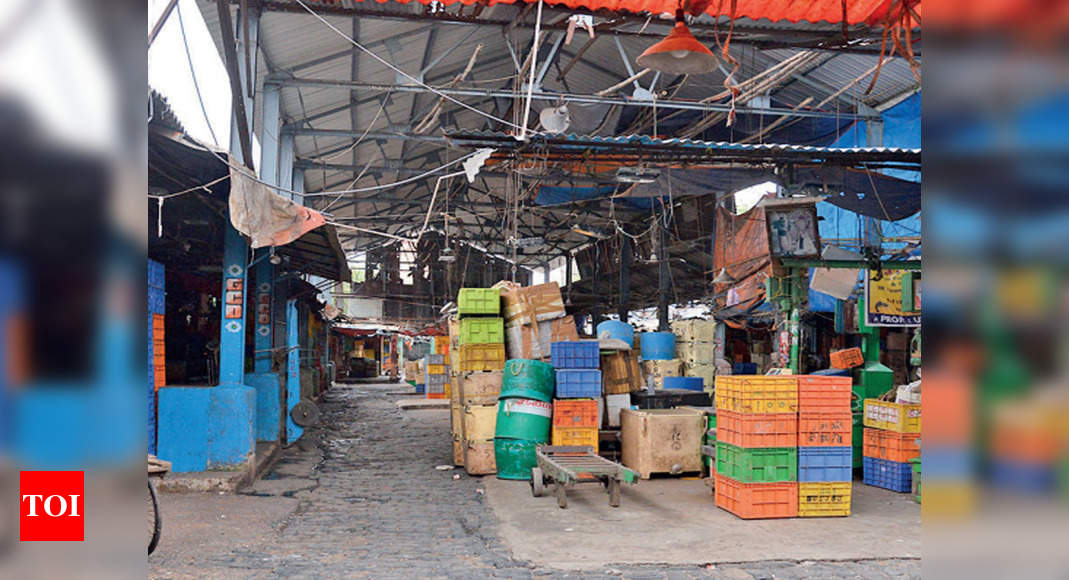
[229,167,327,248]
[713,205,771,312]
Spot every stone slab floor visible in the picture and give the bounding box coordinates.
[149,382,920,579]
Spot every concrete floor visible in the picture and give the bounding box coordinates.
[487,474,920,569]
[149,382,920,579]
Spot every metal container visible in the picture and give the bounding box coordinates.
[493,438,541,480]
[640,331,676,361]
[499,359,555,402]
[494,398,552,440]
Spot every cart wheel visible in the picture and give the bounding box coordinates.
[609,478,621,508]
[530,468,545,497]
[555,484,568,509]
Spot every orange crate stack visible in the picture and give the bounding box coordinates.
[716,410,797,448]
[797,412,852,447]
[714,474,798,519]
[863,428,920,463]
[553,399,599,428]
[829,348,864,369]
[797,376,851,411]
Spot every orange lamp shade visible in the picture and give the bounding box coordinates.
[636,21,718,75]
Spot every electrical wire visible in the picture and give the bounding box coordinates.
[175,0,219,147]
[290,0,538,136]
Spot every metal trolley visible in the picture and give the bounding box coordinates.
[529,445,639,509]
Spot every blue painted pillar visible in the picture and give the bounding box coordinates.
[285,298,303,444]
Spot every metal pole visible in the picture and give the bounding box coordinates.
[618,235,631,322]
[657,220,669,331]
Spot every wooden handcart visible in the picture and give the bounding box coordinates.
[529,445,639,508]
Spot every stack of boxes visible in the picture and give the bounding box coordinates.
[452,288,507,474]
[148,259,166,455]
[714,376,799,519]
[797,376,854,517]
[862,396,921,493]
[500,282,574,360]
[672,319,718,389]
[457,288,507,373]
[550,341,601,451]
[424,352,448,399]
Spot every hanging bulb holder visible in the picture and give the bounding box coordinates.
[636,9,718,75]
[713,267,736,284]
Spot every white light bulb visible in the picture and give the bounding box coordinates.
[670,50,691,59]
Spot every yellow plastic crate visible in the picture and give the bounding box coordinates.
[551,426,598,450]
[798,482,851,517]
[459,343,506,372]
[863,399,921,433]
[715,376,798,414]
[427,364,447,376]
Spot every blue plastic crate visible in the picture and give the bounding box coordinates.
[990,459,1056,493]
[414,384,426,395]
[662,376,704,391]
[148,259,165,290]
[550,341,600,369]
[798,446,852,482]
[732,362,758,375]
[923,446,974,480]
[863,457,912,492]
[555,369,602,398]
[149,287,165,315]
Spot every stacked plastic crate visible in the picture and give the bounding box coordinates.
[424,352,449,399]
[457,288,507,373]
[863,396,921,493]
[797,376,854,517]
[550,341,601,451]
[148,259,166,455]
[714,376,799,519]
[671,319,717,391]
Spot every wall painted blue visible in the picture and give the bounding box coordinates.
[285,298,303,444]
[246,371,281,442]
[157,387,211,472]
[207,385,256,468]
[253,261,274,373]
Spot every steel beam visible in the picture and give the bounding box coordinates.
[218,0,257,167]
[249,1,893,52]
[279,77,872,120]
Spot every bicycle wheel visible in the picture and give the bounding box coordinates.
[147,478,161,555]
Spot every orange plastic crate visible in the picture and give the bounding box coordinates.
[829,348,864,369]
[798,411,852,447]
[716,410,797,448]
[553,399,599,428]
[426,393,447,400]
[714,474,797,519]
[797,375,852,412]
[863,428,920,462]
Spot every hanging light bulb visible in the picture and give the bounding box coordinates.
[636,9,718,75]
[713,268,736,284]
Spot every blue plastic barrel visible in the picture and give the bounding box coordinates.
[596,320,634,348]
[640,332,675,361]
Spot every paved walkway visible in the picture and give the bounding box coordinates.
[150,382,920,579]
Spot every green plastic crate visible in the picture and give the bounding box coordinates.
[910,457,921,503]
[715,442,797,483]
[458,288,501,316]
[459,317,505,345]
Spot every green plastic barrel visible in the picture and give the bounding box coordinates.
[494,438,541,480]
[499,359,555,402]
[495,398,552,440]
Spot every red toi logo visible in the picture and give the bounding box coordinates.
[19,471,84,542]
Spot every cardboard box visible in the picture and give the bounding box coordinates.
[671,319,717,343]
[502,282,566,327]
[676,341,716,365]
[686,362,716,388]
[602,350,644,394]
[456,370,502,406]
[641,359,683,378]
[537,316,579,354]
[620,408,705,479]
[505,324,544,359]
